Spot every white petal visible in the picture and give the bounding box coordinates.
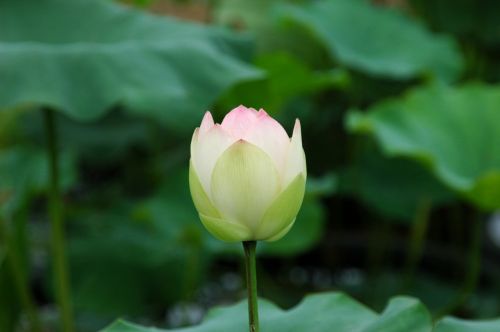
[199,111,215,136]
[283,119,307,187]
[191,125,236,197]
[211,140,280,232]
[190,127,199,159]
[220,105,259,138]
[243,110,291,177]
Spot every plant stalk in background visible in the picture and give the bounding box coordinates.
[436,210,483,318]
[243,241,259,332]
[43,108,75,332]
[0,218,42,332]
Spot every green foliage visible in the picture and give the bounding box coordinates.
[278,0,463,81]
[0,146,76,216]
[101,292,500,331]
[0,0,262,132]
[215,0,273,31]
[217,52,346,117]
[69,171,208,316]
[101,292,433,332]
[68,168,328,322]
[410,0,500,46]
[0,258,20,332]
[340,148,453,220]
[434,317,500,332]
[347,83,500,210]
[2,0,500,330]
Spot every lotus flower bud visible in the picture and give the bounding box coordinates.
[189,105,307,242]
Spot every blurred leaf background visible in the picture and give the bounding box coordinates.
[1,0,500,331]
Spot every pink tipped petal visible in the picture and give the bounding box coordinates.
[243,112,291,176]
[283,119,307,187]
[199,111,215,136]
[220,105,259,138]
[191,125,237,197]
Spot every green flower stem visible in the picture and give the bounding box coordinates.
[0,218,42,332]
[43,108,75,332]
[436,210,482,318]
[243,241,259,332]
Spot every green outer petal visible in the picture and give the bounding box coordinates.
[211,140,280,232]
[199,213,252,242]
[256,174,306,241]
[189,160,220,218]
[265,218,296,242]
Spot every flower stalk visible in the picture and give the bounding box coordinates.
[243,241,259,332]
[43,108,75,332]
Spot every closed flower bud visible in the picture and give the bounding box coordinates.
[189,105,307,242]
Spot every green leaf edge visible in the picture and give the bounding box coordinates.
[345,83,500,211]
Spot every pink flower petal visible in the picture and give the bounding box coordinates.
[243,109,291,177]
[220,105,259,138]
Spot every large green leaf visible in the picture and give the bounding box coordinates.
[101,292,433,332]
[0,0,262,132]
[434,317,500,332]
[278,0,463,81]
[347,84,500,210]
[340,148,454,220]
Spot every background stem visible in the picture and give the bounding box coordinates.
[243,241,259,332]
[43,108,75,332]
[436,210,482,318]
[0,218,42,332]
